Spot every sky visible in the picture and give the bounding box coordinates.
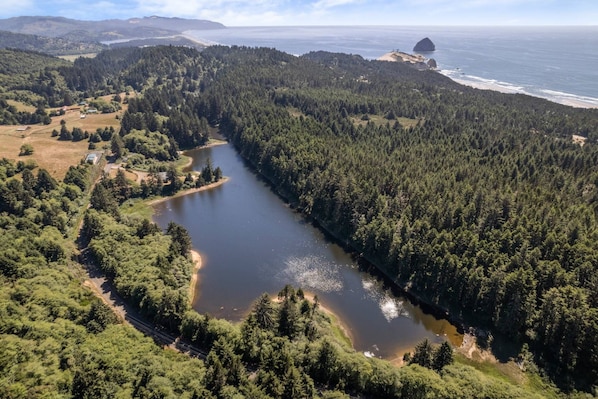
[1,0,596,26]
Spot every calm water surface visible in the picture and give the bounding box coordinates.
[153,143,462,359]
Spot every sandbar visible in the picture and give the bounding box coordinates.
[189,249,202,304]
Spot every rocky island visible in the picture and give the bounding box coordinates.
[413,37,436,52]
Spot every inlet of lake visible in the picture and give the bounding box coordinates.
[153,143,462,360]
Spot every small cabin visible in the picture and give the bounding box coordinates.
[85,153,99,165]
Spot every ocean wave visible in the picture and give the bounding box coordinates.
[539,89,598,106]
[441,69,598,108]
[441,69,525,94]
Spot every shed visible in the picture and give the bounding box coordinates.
[85,153,99,165]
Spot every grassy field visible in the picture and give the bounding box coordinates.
[0,96,124,180]
[351,114,421,128]
[6,99,36,113]
[58,53,98,62]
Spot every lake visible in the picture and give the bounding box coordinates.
[153,143,462,360]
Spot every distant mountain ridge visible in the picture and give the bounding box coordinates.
[0,15,225,43]
[0,30,107,55]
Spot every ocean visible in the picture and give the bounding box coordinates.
[187,26,598,108]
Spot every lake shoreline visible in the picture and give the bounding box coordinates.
[147,176,229,206]
[180,139,229,169]
[189,249,202,304]
[272,292,354,348]
[304,292,354,347]
[158,141,497,365]
[161,143,357,352]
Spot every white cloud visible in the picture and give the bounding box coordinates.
[1,0,590,26]
[128,0,293,24]
[1,0,34,15]
[312,0,362,10]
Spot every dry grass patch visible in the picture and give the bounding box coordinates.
[58,53,97,62]
[0,93,132,179]
[397,116,421,129]
[351,114,421,129]
[108,168,138,182]
[0,107,122,179]
[6,100,36,113]
[287,107,307,118]
[572,134,587,146]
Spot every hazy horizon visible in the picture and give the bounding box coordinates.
[1,0,596,27]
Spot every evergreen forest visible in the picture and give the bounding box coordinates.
[1,44,598,397]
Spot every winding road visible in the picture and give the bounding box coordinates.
[80,248,207,359]
[78,162,207,359]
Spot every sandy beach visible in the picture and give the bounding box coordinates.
[378,51,598,109]
[181,31,218,48]
[451,77,598,109]
[189,249,202,304]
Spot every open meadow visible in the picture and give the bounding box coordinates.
[0,96,125,179]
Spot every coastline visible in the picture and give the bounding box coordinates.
[189,249,202,304]
[181,31,218,48]
[447,75,598,109]
[378,52,598,109]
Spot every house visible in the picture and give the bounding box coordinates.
[16,126,30,132]
[157,172,168,182]
[85,153,99,165]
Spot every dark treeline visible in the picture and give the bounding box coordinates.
[188,46,598,390]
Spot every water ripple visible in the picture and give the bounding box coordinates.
[279,255,344,293]
[362,277,409,322]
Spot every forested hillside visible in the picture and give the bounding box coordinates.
[1,44,597,397]
[0,30,106,55]
[0,15,224,42]
[189,46,598,390]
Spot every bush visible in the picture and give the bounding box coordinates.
[19,143,34,156]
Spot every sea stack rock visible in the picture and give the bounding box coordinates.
[427,58,437,69]
[413,37,435,52]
